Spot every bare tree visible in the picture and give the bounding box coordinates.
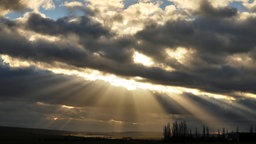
[203,125,206,137]
[222,128,226,137]
[250,125,254,133]
[195,128,198,137]
[206,126,209,137]
[163,123,171,140]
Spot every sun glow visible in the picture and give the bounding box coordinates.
[53,117,58,121]
[226,53,253,68]
[62,105,75,109]
[133,49,175,72]
[133,51,154,66]
[234,91,256,99]
[166,47,192,64]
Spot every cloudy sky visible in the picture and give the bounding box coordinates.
[1,0,256,133]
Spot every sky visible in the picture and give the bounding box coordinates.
[1,0,256,133]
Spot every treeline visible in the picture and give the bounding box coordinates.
[163,121,256,143]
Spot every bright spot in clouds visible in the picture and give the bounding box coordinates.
[166,47,191,64]
[63,1,83,8]
[133,51,154,66]
[62,105,75,109]
[53,117,58,121]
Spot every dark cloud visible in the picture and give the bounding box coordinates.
[26,13,135,63]
[198,0,238,18]
[27,13,110,38]
[0,63,71,101]
[1,15,129,75]
[0,19,90,67]
[135,6,256,93]
[137,15,255,56]
[0,0,26,13]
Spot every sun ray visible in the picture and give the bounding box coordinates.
[2,54,254,132]
[167,93,229,130]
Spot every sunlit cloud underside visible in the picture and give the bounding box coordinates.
[1,54,239,99]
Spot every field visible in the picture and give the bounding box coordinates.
[0,126,164,144]
[0,126,255,144]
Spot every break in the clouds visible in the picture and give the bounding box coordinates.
[1,0,256,132]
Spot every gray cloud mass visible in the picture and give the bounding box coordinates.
[0,0,26,12]
[1,3,256,94]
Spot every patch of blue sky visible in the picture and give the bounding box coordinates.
[123,0,138,9]
[229,1,248,12]
[123,0,173,9]
[248,0,253,3]
[40,7,67,20]
[40,0,85,20]
[159,0,174,9]
[5,11,25,20]
[4,8,32,20]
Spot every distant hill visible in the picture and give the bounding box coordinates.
[0,126,163,144]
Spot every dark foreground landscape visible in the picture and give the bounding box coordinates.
[0,126,163,144]
[1,126,256,144]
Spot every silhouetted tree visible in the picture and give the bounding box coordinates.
[195,128,198,137]
[161,122,256,143]
[222,128,226,137]
[250,125,254,133]
[203,125,206,137]
[171,120,189,142]
[172,121,178,138]
[172,121,188,138]
[179,121,188,137]
[163,123,171,140]
[206,126,209,137]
